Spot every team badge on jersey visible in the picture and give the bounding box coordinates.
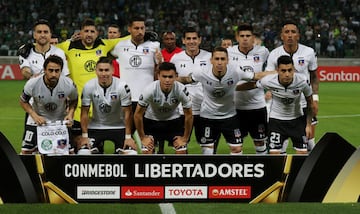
[143,48,149,54]
[253,55,260,62]
[200,61,207,66]
[227,79,234,86]
[96,49,102,56]
[110,94,118,100]
[58,92,65,99]
[292,89,300,95]
[170,98,179,104]
[298,59,305,66]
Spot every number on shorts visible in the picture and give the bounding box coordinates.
[24,130,34,142]
[204,127,211,138]
[270,132,280,144]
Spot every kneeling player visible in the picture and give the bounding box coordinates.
[134,62,193,154]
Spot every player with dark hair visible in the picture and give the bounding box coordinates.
[228,23,270,154]
[220,38,233,48]
[161,31,182,62]
[170,26,211,147]
[18,19,69,79]
[80,57,137,154]
[238,55,314,154]
[178,47,273,154]
[57,18,129,153]
[134,62,193,154]
[106,24,122,78]
[110,15,162,145]
[20,55,78,154]
[265,20,319,153]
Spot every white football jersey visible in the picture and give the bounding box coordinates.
[138,80,192,121]
[228,45,269,110]
[256,73,312,120]
[111,38,160,102]
[19,45,70,77]
[265,44,317,108]
[170,49,211,115]
[21,75,78,125]
[81,77,132,129]
[192,64,254,119]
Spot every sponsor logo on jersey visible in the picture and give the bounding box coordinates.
[121,186,163,199]
[209,186,251,199]
[129,55,142,67]
[44,102,58,111]
[165,186,207,199]
[84,60,96,72]
[99,103,112,113]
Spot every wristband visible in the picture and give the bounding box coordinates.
[312,94,319,101]
[82,133,88,138]
[125,134,132,139]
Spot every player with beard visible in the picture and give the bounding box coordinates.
[19,55,77,154]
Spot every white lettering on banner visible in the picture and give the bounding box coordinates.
[219,188,248,196]
[64,163,265,178]
[65,164,128,178]
[319,70,360,82]
[134,163,264,178]
[165,186,207,199]
[77,186,120,199]
[0,65,15,79]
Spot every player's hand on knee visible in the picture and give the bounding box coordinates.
[125,138,137,151]
[173,136,187,149]
[141,135,155,151]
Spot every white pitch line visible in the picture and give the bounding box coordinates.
[317,114,360,119]
[159,203,176,214]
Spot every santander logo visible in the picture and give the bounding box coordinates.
[121,186,163,199]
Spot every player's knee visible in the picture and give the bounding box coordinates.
[230,145,242,154]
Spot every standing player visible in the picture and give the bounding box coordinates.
[228,24,269,154]
[18,19,70,149]
[161,31,182,62]
[134,62,193,154]
[178,47,272,155]
[18,19,69,79]
[220,38,233,48]
[107,24,122,39]
[19,55,78,154]
[170,27,211,146]
[265,20,319,153]
[57,18,129,150]
[238,55,314,154]
[110,16,162,136]
[106,24,122,78]
[80,57,137,154]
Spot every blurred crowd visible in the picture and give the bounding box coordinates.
[0,0,359,57]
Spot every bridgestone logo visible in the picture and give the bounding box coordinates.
[77,186,120,199]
